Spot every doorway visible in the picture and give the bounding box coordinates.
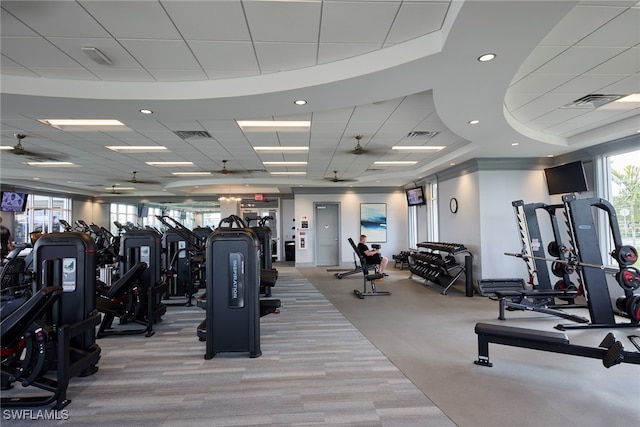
[315,203,340,266]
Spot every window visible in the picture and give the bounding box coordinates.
[601,149,640,266]
[428,181,439,242]
[12,194,71,243]
[408,205,418,249]
[110,203,138,234]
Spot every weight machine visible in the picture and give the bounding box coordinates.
[502,196,639,329]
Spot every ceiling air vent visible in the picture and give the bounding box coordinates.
[405,131,439,139]
[562,94,624,109]
[173,130,212,140]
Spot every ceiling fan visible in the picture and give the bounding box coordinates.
[9,133,66,161]
[351,134,368,155]
[106,185,134,195]
[214,159,238,175]
[325,171,357,183]
[126,171,159,184]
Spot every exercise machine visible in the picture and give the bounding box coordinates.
[347,238,390,299]
[474,322,640,368]
[2,232,101,409]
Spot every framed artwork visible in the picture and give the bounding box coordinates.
[360,203,387,242]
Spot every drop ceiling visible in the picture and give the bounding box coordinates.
[1,0,638,201]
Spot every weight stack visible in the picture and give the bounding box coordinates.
[205,228,261,359]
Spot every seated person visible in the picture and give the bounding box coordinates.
[357,234,388,275]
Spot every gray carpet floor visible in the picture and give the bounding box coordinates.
[2,265,455,426]
[304,264,640,427]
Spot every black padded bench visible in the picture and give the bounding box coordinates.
[473,322,640,368]
[475,322,569,367]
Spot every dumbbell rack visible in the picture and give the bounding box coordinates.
[409,242,473,295]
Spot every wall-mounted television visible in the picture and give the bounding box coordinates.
[405,186,426,206]
[544,161,589,195]
[1,191,28,212]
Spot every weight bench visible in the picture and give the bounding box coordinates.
[474,322,640,368]
[347,237,390,299]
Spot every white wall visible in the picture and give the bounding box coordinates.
[72,200,110,227]
[478,170,550,280]
[293,191,407,267]
[438,172,482,282]
[436,169,556,284]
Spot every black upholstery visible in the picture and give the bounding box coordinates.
[347,238,390,299]
[1,286,62,348]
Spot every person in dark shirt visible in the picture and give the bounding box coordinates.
[1,216,15,260]
[357,234,388,275]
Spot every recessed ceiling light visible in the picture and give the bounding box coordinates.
[146,161,194,166]
[270,171,307,175]
[237,120,310,132]
[82,46,112,65]
[547,154,555,157]
[511,142,519,146]
[374,161,418,165]
[478,53,496,62]
[105,186,135,191]
[263,161,308,165]
[468,119,480,125]
[293,99,307,105]
[107,146,168,152]
[172,172,212,176]
[254,146,309,152]
[139,109,153,114]
[38,119,127,131]
[26,161,76,167]
[392,146,445,151]
[450,162,456,166]
[0,146,14,150]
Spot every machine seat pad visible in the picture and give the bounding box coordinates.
[475,322,569,345]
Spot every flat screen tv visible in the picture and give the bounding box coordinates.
[405,186,426,206]
[1,191,28,212]
[544,161,588,195]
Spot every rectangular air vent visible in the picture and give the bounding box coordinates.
[173,130,212,139]
[562,94,624,109]
[405,131,440,139]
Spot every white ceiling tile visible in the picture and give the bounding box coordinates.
[2,1,110,38]
[549,73,630,95]
[87,68,155,82]
[1,37,80,67]
[318,43,379,64]
[118,40,200,70]
[535,46,628,74]
[48,37,140,69]
[161,1,250,41]
[540,5,626,46]
[587,47,640,75]
[516,46,568,76]
[243,0,321,43]
[597,73,640,94]
[320,1,400,43]
[1,8,39,36]
[147,69,209,82]
[254,42,317,72]
[386,2,448,44]
[577,7,640,47]
[188,41,259,71]
[79,0,181,39]
[508,73,577,94]
[27,67,99,80]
